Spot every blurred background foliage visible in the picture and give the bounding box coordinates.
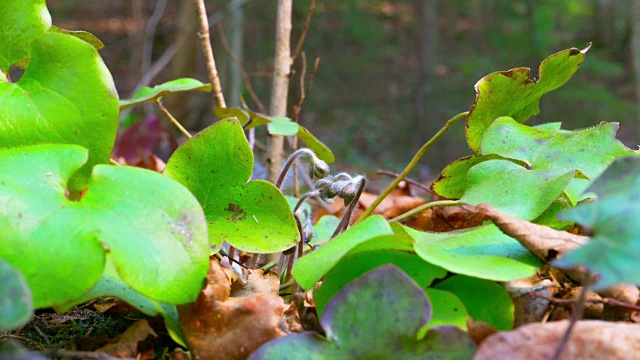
[48,0,639,182]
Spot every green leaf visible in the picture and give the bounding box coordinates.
[215,107,335,163]
[120,78,211,110]
[555,156,640,290]
[292,215,392,290]
[0,32,119,191]
[164,119,299,253]
[297,126,336,163]
[434,275,514,331]
[313,246,447,317]
[0,0,51,72]
[0,259,33,332]
[49,25,104,50]
[309,215,340,246]
[413,224,541,281]
[431,154,518,199]
[466,44,589,153]
[422,289,468,332]
[214,107,250,124]
[56,255,186,347]
[267,117,300,136]
[0,144,209,308]
[460,159,575,220]
[250,265,476,360]
[480,117,635,203]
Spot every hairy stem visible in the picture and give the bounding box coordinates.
[357,111,468,222]
[275,148,315,189]
[332,177,366,238]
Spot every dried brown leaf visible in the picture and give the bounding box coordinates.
[230,269,280,297]
[477,204,589,262]
[178,260,286,360]
[475,320,640,360]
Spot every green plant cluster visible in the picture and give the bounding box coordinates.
[2,1,640,358]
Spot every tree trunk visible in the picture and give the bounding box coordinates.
[266,0,293,184]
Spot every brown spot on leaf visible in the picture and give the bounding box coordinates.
[225,203,247,223]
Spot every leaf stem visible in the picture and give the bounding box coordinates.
[389,200,462,223]
[157,100,192,139]
[357,111,468,222]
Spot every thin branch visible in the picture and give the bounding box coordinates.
[195,0,227,108]
[531,291,640,311]
[141,0,168,76]
[389,200,463,223]
[217,23,267,113]
[291,0,316,65]
[157,100,192,138]
[357,111,469,222]
[376,169,433,193]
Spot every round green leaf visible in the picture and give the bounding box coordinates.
[0,32,119,191]
[120,78,211,110]
[413,224,541,281]
[0,145,104,308]
[164,119,299,253]
[313,248,447,317]
[434,275,514,331]
[251,265,476,360]
[0,144,209,308]
[82,165,209,304]
[432,154,518,199]
[466,44,589,153]
[292,215,392,290]
[0,259,33,332]
[460,159,575,221]
[0,0,51,72]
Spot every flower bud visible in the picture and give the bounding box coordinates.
[309,159,330,179]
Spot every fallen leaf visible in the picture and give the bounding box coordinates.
[598,283,639,321]
[431,206,489,232]
[356,191,427,220]
[504,275,557,326]
[475,320,640,360]
[478,203,589,262]
[230,269,280,297]
[179,260,286,360]
[97,319,156,359]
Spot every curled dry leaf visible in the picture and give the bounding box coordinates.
[475,320,640,360]
[504,275,557,326]
[477,203,589,261]
[230,269,280,297]
[178,259,286,360]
